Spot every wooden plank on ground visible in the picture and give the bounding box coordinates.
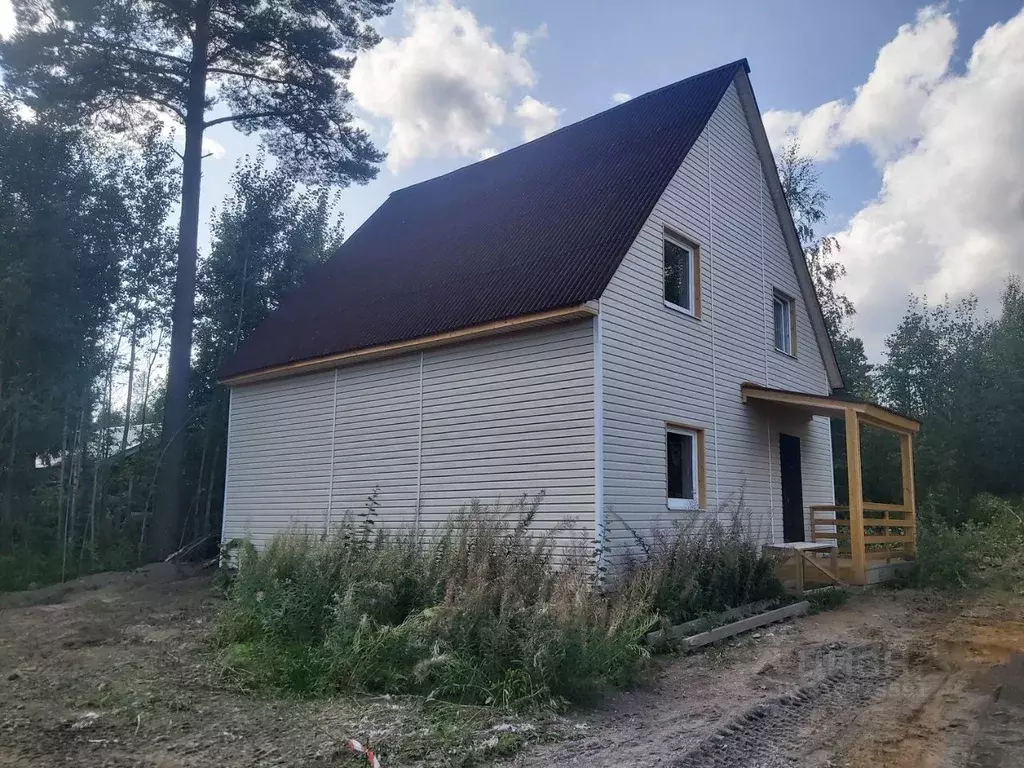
[645,599,778,647]
[680,601,810,651]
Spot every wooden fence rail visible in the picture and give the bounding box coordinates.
[809,503,915,560]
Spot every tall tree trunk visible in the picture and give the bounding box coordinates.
[63,398,87,582]
[1,406,18,553]
[55,403,70,548]
[203,442,222,539]
[120,302,139,455]
[138,328,164,446]
[154,1,211,559]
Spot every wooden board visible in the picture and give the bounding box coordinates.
[645,599,779,648]
[680,601,810,651]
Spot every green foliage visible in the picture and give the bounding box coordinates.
[915,495,1024,590]
[0,99,176,579]
[620,515,785,626]
[806,587,849,614]
[777,142,854,339]
[217,499,657,710]
[877,286,1024,525]
[1,0,394,558]
[179,157,343,551]
[0,0,392,186]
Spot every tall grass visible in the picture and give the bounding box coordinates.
[216,500,785,710]
[619,512,785,625]
[217,498,657,709]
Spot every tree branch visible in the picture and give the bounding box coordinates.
[124,45,190,67]
[204,109,299,128]
[145,97,187,122]
[206,68,300,87]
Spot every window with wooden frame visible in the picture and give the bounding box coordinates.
[663,230,700,316]
[666,425,705,510]
[773,290,796,356]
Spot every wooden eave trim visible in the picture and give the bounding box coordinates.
[740,384,921,434]
[221,303,599,386]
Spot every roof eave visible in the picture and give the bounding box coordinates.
[220,302,599,387]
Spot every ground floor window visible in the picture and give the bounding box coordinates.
[667,425,703,509]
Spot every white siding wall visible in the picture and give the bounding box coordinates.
[599,80,835,552]
[223,320,595,548]
[222,371,337,546]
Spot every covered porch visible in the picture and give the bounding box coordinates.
[741,383,922,587]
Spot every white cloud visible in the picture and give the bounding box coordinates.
[0,0,14,39]
[478,147,499,160]
[763,7,956,162]
[515,95,560,141]
[202,135,226,159]
[769,6,1024,358]
[611,92,631,105]
[762,100,846,160]
[350,0,552,171]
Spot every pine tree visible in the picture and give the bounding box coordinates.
[1,0,393,556]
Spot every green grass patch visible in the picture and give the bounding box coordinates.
[915,494,1024,590]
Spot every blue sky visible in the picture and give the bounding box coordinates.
[307,0,1019,237]
[335,0,1024,358]
[2,0,1023,358]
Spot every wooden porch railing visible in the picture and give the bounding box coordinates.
[809,503,916,560]
[740,383,920,586]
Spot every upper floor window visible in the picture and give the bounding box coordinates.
[773,290,795,355]
[663,232,698,315]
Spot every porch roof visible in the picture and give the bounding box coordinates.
[740,383,921,434]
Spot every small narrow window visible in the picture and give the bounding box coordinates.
[664,234,696,314]
[773,291,795,355]
[667,426,700,509]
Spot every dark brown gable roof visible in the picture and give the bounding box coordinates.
[221,60,749,381]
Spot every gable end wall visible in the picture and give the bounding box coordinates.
[599,81,835,550]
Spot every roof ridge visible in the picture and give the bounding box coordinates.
[389,58,749,198]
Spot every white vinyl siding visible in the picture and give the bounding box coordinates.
[223,320,595,549]
[598,79,835,552]
[222,371,337,547]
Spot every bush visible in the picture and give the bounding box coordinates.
[217,500,785,709]
[619,514,786,625]
[217,498,657,709]
[915,494,1024,589]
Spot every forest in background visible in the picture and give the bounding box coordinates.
[0,5,1022,591]
[0,99,344,587]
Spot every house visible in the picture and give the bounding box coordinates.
[220,59,920,585]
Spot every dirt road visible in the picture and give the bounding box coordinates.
[1,566,1022,767]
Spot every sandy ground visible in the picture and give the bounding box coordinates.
[0,566,1022,767]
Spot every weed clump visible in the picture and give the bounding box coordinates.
[620,514,786,626]
[217,498,656,709]
[915,494,1024,589]
[217,499,787,709]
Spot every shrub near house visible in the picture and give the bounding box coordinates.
[217,500,784,709]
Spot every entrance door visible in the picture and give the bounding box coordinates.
[779,433,805,543]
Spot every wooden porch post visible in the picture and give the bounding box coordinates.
[845,408,866,585]
[900,432,917,557]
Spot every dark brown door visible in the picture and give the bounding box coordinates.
[780,433,805,543]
